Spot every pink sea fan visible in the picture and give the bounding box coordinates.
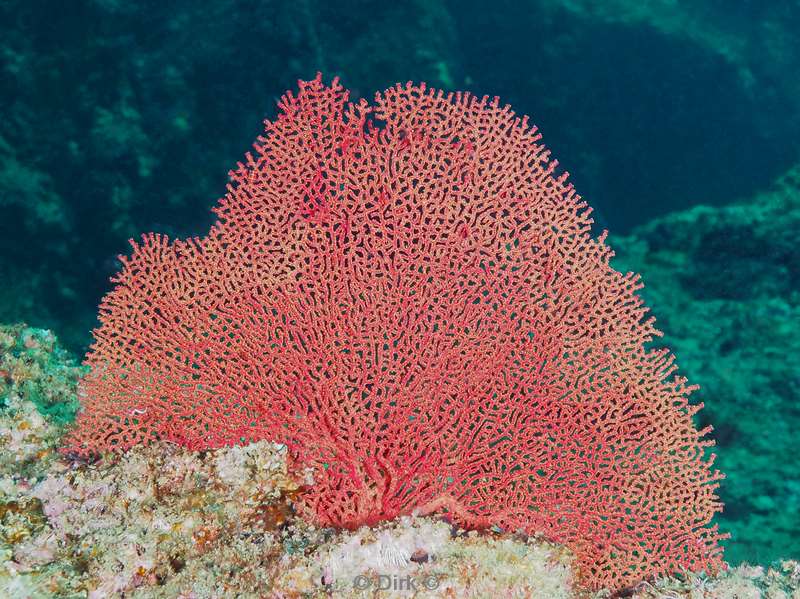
[64,74,726,589]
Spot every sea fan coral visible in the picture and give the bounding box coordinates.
[64,74,726,589]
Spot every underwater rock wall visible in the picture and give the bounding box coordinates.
[611,165,800,566]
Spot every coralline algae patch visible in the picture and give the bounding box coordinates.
[1,417,306,596]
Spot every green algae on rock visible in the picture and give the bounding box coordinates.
[0,324,84,424]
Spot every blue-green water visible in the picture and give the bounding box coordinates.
[1,0,798,569]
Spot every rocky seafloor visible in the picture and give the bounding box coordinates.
[610,164,800,567]
[0,327,798,597]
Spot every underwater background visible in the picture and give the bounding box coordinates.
[1,0,798,571]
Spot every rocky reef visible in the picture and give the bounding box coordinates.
[0,325,83,425]
[611,165,800,566]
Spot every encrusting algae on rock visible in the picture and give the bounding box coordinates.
[24,441,311,597]
[273,518,577,597]
[0,324,83,425]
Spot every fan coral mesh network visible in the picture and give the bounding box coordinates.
[65,75,726,589]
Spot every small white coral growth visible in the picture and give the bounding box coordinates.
[323,517,450,582]
[274,518,577,598]
[213,440,287,487]
[630,560,800,599]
